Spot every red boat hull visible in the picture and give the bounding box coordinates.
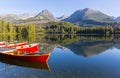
[0,57,50,70]
[0,53,50,62]
[17,44,38,52]
[0,41,5,45]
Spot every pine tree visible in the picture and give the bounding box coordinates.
[7,22,13,33]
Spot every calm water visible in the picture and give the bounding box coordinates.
[0,35,120,78]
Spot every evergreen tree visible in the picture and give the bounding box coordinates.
[1,20,8,34]
[7,22,13,33]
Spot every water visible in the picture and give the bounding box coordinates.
[0,35,120,78]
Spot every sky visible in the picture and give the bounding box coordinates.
[0,0,120,17]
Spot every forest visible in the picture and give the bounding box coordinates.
[0,20,36,35]
[0,20,120,36]
[39,22,120,34]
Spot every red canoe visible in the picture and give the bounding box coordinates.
[0,49,50,62]
[16,43,39,52]
[7,42,27,48]
[0,41,6,45]
[0,42,27,48]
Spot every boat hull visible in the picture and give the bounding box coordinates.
[0,57,50,70]
[0,53,50,62]
[0,41,5,45]
[17,44,38,52]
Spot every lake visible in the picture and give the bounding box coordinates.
[0,34,120,78]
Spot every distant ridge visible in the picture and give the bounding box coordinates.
[63,8,115,26]
[57,14,68,21]
[116,16,120,22]
[0,8,118,26]
[0,9,56,23]
[0,13,35,22]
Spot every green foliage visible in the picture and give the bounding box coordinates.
[27,24,36,34]
[7,22,14,33]
[0,20,119,38]
[44,22,80,34]
[1,20,8,33]
[77,26,114,34]
[0,34,16,42]
[15,23,36,42]
[36,22,115,35]
[0,20,16,34]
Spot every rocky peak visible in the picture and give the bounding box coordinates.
[35,9,56,20]
[57,14,68,20]
[63,8,115,26]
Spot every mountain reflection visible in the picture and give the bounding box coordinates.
[1,34,120,78]
[114,44,120,50]
[36,34,118,57]
[63,40,114,57]
[0,34,118,57]
[38,40,114,57]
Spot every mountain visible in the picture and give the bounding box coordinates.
[0,9,56,22]
[0,8,116,25]
[35,9,56,21]
[0,13,35,22]
[18,13,35,19]
[63,8,115,26]
[116,16,120,22]
[110,16,116,20]
[57,14,68,21]
[0,14,19,22]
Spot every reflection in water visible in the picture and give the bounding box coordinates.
[0,57,50,71]
[0,46,120,78]
[0,34,118,44]
[0,34,120,78]
[63,40,114,57]
[47,47,120,78]
[38,43,56,54]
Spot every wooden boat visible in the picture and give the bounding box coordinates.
[16,43,39,52]
[0,57,50,71]
[7,42,27,48]
[0,41,6,45]
[0,49,50,62]
[0,45,5,47]
[0,42,27,48]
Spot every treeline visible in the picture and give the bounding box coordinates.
[44,22,80,34]
[15,23,36,42]
[77,26,114,34]
[40,22,120,34]
[0,20,16,34]
[1,20,120,35]
[0,20,36,36]
[15,24,36,36]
